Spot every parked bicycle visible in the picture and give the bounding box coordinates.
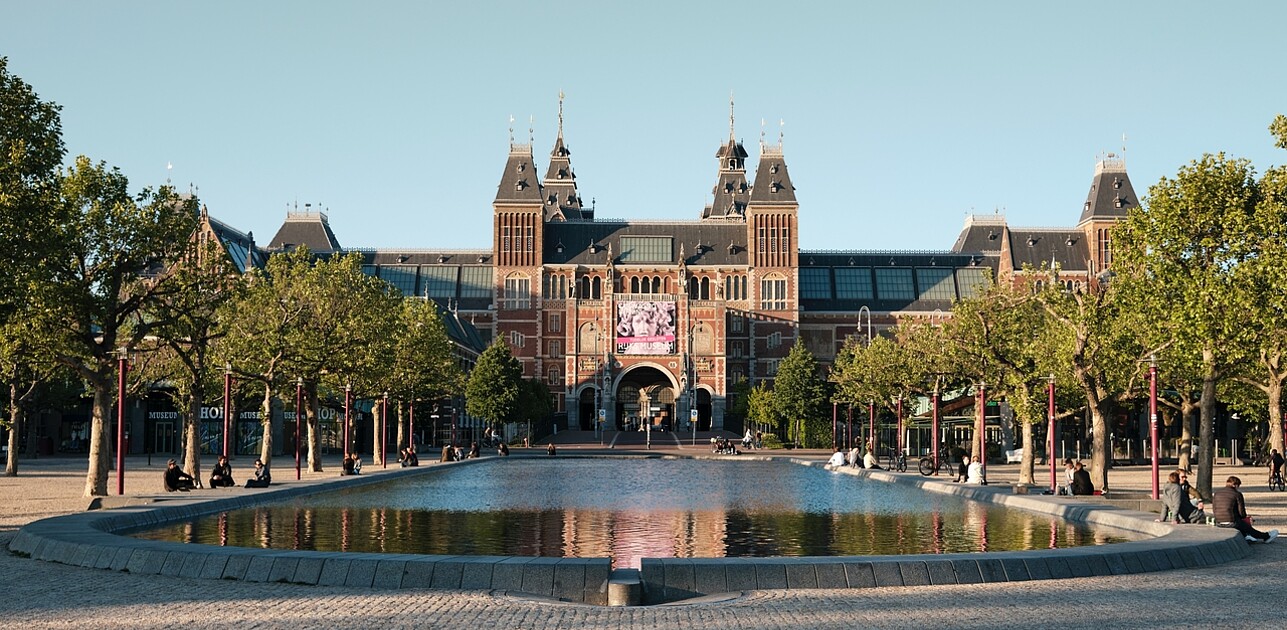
[888,447,907,473]
[918,446,952,477]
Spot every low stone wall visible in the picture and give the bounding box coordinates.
[11,456,1249,607]
[640,460,1250,603]
[8,460,610,605]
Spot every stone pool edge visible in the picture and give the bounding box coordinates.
[639,457,1250,603]
[8,455,1250,606]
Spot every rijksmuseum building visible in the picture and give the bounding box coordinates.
[228,112,1137,441]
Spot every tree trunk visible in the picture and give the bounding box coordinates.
[306,387,323,472]
[1088,402,1110,491]
[1018,421,1035,486]
[396,400,406,452]
[1197,349,1219,501]
[259,383,275,467]
[1178,397,1197,472]
[182,393,202,480]
[5,382,21,476]
[84,377,113,497]
[1268,377,1284,456]
[372,400,384,466]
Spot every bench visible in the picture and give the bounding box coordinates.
[1005,448,1024,464]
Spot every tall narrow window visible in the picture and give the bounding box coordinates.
[502,226,511,252]
[503,273,531,309]
[760,274,788,310]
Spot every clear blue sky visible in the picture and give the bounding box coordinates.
[3,1,1284,252]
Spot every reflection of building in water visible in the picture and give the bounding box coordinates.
[551,508,730,569]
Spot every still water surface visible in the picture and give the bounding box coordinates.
[132,458,1135,568]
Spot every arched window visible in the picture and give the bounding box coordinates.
[591,276,602,299]
[503,272,531,309]
[759,273,787,310]
[700,276,710,300]
[631,277,640,293]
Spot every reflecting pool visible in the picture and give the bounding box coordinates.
[131,458,1136,568]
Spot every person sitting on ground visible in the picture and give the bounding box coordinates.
[547,442,557,457]
[1062,458,1076,495]
[398,447,412,467]
[406,446,418,466]
[208,455,235,487]
[244,459,271,488]
[441,445,456,462]
[966,455,986,484]
[849,446,862,468]
[826,447,846,470]
[1161,471,1185,523]
[1070,461,1094,495]
[468,441,480,459]
[955,454,969,482]
[1176,469,1204,523]
[864,448,883,470]
[1213,475,1278,543]
[498,442,509,456]
[342,453,360,475]
[164,459,196,492]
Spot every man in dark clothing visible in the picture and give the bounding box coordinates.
[1213,476,1278,543]
[164,459,196,492]
[244,459,271,488]
[1070,461,1094,495]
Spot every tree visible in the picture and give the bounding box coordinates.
[0,307,68,475]
[746,382,779,438]
[384,299,464,451]
[1114,153,1262,498]
[0,57,64,315]
[34,157,198,496]
[771,343,828,448]
[465,340,522,439]
[515,377,553,442]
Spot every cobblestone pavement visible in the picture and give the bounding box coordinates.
[3,454,1285,629]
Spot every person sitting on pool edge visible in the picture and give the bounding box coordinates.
[825,447,845,470]
[208,455,235,488]
[244,459,271,488]
[1070,461,1094,495]
[1213,475,1278,543]
[164,459,196,492]
[965,455,986,484]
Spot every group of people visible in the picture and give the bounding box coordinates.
[164,456,270,492]
[825,444,900,474]
[711,436,739,454]
[397,447,418,467]
[1060,459,1096,495]
[342,453,364,475]
[741,429,763,450]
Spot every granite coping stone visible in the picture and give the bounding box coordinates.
[8,455,1253,605]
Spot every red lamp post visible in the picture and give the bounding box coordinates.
[116,347,129,496]
[846,405,852,451]
[343,383,352,461]
[868,400,875,456]
[831,402,837,450]
[931,385,940,475]
[896,396,903,456]
[295,377,303,480]
[381,392,389,468]
[978,383,987,477]
[1048,374,1057,493]
[409,397,415,451]
[222,364,233,459]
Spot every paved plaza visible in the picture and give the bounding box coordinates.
[2,439,1285,629]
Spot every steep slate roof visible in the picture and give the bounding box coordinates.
[703,138,751,220]
[749,145,797,204]
[1006,229,1092,272]
[950,214,1008,252]
[543,221,749,267]
[266,210,341,254]
[1078,155,1139,224]
[434,301,487,357]
[207,215,264,272]
[541,135,587,221]
[494,144,544,204]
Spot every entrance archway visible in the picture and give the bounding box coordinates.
[614,365,678,431]
[578,388,597,430]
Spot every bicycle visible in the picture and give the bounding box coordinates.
[1269,469,1286,492]
[918,450,952,477]
[888,448,907,473]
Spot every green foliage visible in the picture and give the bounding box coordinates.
[747,382,779,434]
[772,343,828,447]
[465,340,522,424]
[759,433,784,449]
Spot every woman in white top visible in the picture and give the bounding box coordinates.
[966,455,986,484]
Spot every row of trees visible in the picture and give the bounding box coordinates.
[748,116,1287,500]
[0,59,513,496]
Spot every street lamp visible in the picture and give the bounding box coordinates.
[931,380,941,475]
[116,347,129,496]
[868,400,875,457]
[857,305,872,345]
[977,382,987,477]
[222,363,233,459]
[1149,354,1160,500]
[295,377,303,480]
[1047,374,1056,493]
[343,382,352,461]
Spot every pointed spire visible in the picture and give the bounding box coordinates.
[558,89,565,139]
[779,119,785,148]
[508,115,515,146]
[728,91,736,142]
[528,115,534,145]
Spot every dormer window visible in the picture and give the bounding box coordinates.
[546,195,555,205]
[770,163,779,174]
[1114,196,1125,208]
[555,242,564,254]
[397,255,409,263]
[1027,236,1038,247]
[515,180,527,191]
[1113,177,1122,189]
[770,181,781,193]
[1066,236,1076,247]
[516,162,525,173]
[1084,201,1091,211]
[988,231,998,241]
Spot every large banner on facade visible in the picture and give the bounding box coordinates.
[615,300,676,355]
